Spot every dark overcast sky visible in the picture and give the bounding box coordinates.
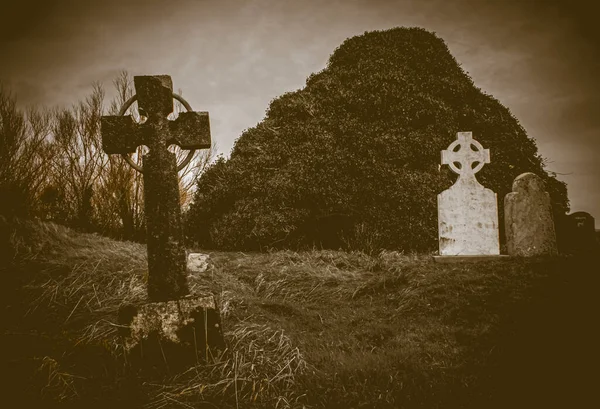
[1,0,598,226]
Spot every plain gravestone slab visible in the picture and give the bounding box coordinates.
[563,212,598,254]
[504,172,558,257]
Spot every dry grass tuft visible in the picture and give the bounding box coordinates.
[36,356,84,403]
[198,248,432,309]
[148,323,308,409]
[7,220,149,350]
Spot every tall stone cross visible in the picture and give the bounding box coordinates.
[101,75,211,301]
[437,132,500,256]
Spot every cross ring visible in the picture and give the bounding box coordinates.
[117,93,197,173]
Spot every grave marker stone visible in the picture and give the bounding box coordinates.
[435,132,504,262]
[101,75,223,365]
[504,172,558,256]
[562,211,598,254]
[102,75,210,301]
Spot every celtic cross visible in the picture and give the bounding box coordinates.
[441,131,490,182]
[101,75,211,301]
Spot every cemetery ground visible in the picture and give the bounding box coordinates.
[1,218,598,409]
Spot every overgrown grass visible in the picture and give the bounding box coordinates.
[1,217,595,408]
[199,251,552,408]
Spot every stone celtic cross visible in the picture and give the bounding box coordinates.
[441,131,490,180]
[101,75,211,301]
[437,132,500,256]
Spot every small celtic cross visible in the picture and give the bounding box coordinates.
[441,132,490,181]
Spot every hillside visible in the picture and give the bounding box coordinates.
[186,27,568,252]
[1,218,597,408]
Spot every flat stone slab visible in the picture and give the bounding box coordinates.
[187,252,209,273]
[433,255,510,263]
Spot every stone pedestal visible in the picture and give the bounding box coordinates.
[118,295,225,371]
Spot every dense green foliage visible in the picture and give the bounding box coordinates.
[187,27,569,251]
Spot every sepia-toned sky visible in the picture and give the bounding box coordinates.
[1,0,598,226]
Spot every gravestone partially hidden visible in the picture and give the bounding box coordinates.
[434,132,507,263]
[101,75,224,367]
[504,172,558,257]
[560,212,598,255]
[187,253,210,274]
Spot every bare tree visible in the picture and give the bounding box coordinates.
[0,85,53,218]
[170,90,216,209]
[178,140,217,209]
[49,83,105,230]
[2,72,216,238]
[94,71,145,240]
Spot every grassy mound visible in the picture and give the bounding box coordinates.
[1,218,596,408]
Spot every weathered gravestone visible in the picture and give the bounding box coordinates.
[434,132,506,263]
[101,75,224,366]
[560,211,598,255]
[504,172,558,257]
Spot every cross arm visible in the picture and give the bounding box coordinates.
[168,112,211,149]
[101,116,146,154]
[441,146,490,165]
[481,148,490,163]
[441,149,453,165]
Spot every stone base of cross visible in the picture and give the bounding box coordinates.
[101,75,224,367]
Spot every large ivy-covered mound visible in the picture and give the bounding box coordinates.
[186,27,568,251]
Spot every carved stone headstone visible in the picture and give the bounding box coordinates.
[504,172,558,256]
[437,132,500,257]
